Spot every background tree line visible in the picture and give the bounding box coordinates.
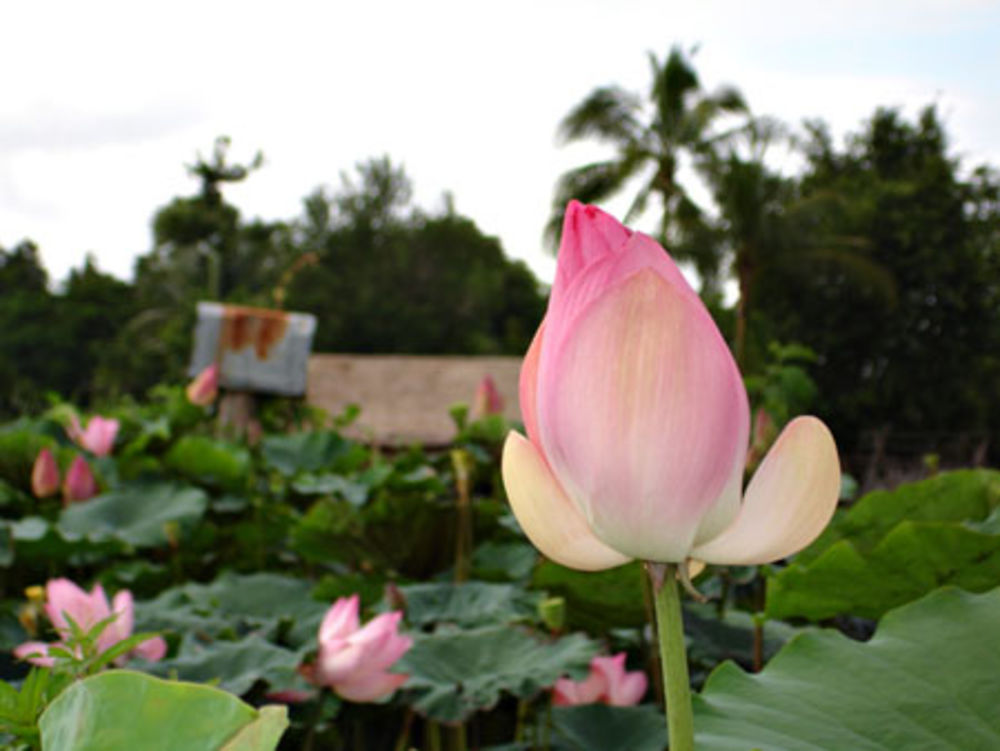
[2,49,1000,472]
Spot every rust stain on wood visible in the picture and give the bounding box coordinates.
[219,305,289,359]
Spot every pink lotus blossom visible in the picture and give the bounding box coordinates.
[13,578,166,667]
[67,415,119,457]
[502,202,840,569]
[186,364,219,406]
[471,375,504,419]
[62,456,97,504]
[31,448,60,498]
[553,653,648,706]
[307,595,412,702]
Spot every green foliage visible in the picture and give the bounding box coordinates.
[694,587,1000,750]
[532,561,647,631]
[550,705,666,751]
[399,626,598,723]
[0,669,72,745]
[767,469,1000,620]
[57,482,208,549]
[164,437,251,493]
[38,671,286,751]
[399,582,543,629]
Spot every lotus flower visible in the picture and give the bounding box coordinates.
[553,653,647,706]
[67,415,119,457]
[308,595,411,702]
[13,578,166,667]
[62,455,97,503]
[31,448,60,498]
[471,375,504,419]
[502,202,840,569]
[186,363,219,406]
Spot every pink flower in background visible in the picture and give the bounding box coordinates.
[14,578,166,667]
[31,448,60,498]
[62,456,97,504]
[67,415,119,457]
[502,201,840,569]
[471,375,504,419]
[307,595,412,702]
[186,364,219,406]
[553,653,648,706]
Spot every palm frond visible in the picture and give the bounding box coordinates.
[558,86,643,146]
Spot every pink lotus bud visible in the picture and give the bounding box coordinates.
[62,456,97,504]
[186,364,219,406]
[14,578,166,667]
[502,201,840,569]
[471,375,504,419]
[308,595,412,702]
[67,415,119,457]
[553,653,647,706]
[31,448,60,498]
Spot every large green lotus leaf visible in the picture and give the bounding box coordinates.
[38,670,287,751]
[694,587,1000,750]
[796,469,1000,565]
[135,572,328,647]
[150,635,307,697]
[470,541,538,582]
[550,705,666,751]
[400,581,543,629]
[767,470,1000,620]
[399,626,598,723]
[531,560,647,631]
[57,482,208,548]
[291,473,368,505]
[164,436,251,492]
[260,431,364,476]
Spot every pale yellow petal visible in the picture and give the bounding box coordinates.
[690,417,840,565]
[502,431,631,571]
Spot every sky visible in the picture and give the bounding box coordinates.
[2,0,999,289]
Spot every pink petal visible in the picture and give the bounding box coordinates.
[62,456,97,503]
[518,321,545,446]
[45,579,95,633]
[132,635,168,662]
[334,670,409,703]
[502,431,631,571]
[552,668,607,706]
[186,364,219,406]
[319,595,360,644]
[99,590,134,651]
[13,641,56,667]
[551,201,633,309]
[592,654,647,706]
[537,268,748,562]
[691,417,840,565]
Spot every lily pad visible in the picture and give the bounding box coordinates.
[399,581,543,629]
[57,482,207,548]
[164,436,251,492]
[767,469,1000,620]
[399,626,598,722]
[38,670,287,750]
[695,587,1000,750]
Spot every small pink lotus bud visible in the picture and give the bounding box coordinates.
[308,595,412,702]
[67,415,119,457]
[31,448,60,498]
[62,456,97,504]
[471,375,504,420]
[186,364,219,406]
[553,653,647,707]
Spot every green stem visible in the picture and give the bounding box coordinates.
[650,563,695,751]
[449,723,468,751]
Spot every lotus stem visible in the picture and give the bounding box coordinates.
[649,562,695,751]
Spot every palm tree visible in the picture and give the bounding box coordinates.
[549,46,747,289]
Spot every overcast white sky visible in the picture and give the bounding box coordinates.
[2,0,998,288]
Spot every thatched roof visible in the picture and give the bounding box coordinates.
[307,354,522,445]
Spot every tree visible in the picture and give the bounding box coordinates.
[287,157,546,355]
[549,46,746,289]
[756,106,1000,455]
